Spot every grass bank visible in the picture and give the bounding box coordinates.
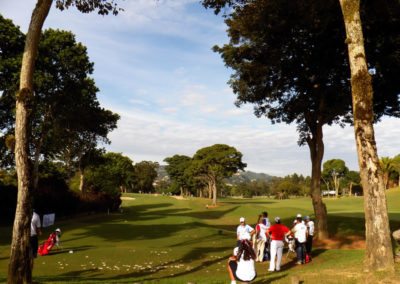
[1,189,400,283]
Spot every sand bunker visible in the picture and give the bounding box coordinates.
[121,197,136,200]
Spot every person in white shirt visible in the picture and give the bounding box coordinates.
[304,216,314,261]
[30,210,42,271]
[255,215,268,262]
[236,217,255,247]
[227,239,257,284]
[292,216,307,264]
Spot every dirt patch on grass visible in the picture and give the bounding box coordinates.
[121,197,136,200]
[315,235,365,249]
[170,195,188,200]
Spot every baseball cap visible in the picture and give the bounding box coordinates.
[304,216,310,221]
[274,216,281,223]
[55,228,61,233]
[296,213,302,218]
[239,217,245,223]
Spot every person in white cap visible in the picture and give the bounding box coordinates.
[236,217,255,247]
[55,228,62,248]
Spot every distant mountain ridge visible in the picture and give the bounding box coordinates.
[156,165,274,184]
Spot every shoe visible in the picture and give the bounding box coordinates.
[296,261,302,265]
[268,269,274,272]
[231,281,237,284]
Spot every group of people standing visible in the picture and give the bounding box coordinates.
[228,212,314,284]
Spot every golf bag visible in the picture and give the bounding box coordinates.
[263,239,271,261]
[38,229,61,256]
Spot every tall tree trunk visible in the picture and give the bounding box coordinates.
[79,169,86,193]
[307,123,329,239]
[212,178,217,206]
[349,181,353,196]
[8,1,53,283]
[334,174,339,198]
[339,0,394,272]
[32,109,51,190]
[383,173,389,190]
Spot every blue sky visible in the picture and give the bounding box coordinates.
[1,0,399,176]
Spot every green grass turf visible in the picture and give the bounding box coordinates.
[1,189,400,283]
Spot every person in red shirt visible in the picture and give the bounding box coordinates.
[266,217,290,271]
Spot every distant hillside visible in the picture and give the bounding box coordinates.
[226,171,274,185]
[156,165,274,184]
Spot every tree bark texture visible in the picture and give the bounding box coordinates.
[307,123,329,239]
[8,1,53,283]
[79,170,86,193]
[339,0,394,272]
[212,178,217,206]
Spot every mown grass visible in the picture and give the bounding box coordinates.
[1,189,400,283]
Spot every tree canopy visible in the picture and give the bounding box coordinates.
[0,18,120,183]
[190,144,246,205]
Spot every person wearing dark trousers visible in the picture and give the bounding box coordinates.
[304,216,314,262]
[292,215,307,264]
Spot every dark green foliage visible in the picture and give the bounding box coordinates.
[0,16,119,176]
[231,180,270,197]
[55,0,122,15]
[212,0,352,145]
[191,144,246,178]
[131,161,159,193]
[85,152,134,195]
[269,174,309,198]
[164,155,193,195]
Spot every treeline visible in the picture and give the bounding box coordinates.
[156,155,400,200]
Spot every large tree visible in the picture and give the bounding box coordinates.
[322,159,349,198]
[190,144,246,205]
[85,152,134,195]
[339,0,395,272]
[164,155,193,196]
[202,0,400,240]
[8,1,121,283]
[132,161,159,193]
[0,26,119,190]
[203,0,352,238]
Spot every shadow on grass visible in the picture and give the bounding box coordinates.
[252,273,288,284]
[41,245,94,256]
